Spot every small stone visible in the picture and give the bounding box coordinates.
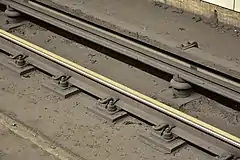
[90,59,97,64]
[12,123,17,127]
[178,27,186,31]
[192,16,202,23]
[172,8,183,14]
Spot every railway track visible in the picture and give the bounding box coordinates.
[2,0,240,104]
[0,29,239,159]
[0,1,239,159]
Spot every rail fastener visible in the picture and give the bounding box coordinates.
[42,74,80,99]
[3,5,25,30]
[1,53,35,75]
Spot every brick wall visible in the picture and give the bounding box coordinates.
[154,0,240,27]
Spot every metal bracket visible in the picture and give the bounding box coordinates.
[152,124,176,142]
[9,54,29,67]
[52,75,72,90]
[158,75,201,107]
[0,54,35,75]
[158,88,201,107]
[139,124,186,154]
[97,97,120,113]
[2,5,26,30]
[178,41,198,50]
[88,97,128,122]
[42,74,80,98]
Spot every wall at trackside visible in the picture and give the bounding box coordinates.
[153,0,240,27]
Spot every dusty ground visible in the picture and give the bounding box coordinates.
[0,7,239,159]
[31,0,240,77]
[0,123,56,160]
[0,63,211,159]
[8,22,240,137]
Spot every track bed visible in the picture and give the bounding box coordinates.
[0,1,239,159]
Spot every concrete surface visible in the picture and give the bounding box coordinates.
[0,64,210,160]
[0,123,56,160]
[0,19,239,159]
[24,0,240,80]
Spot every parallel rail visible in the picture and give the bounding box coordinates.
[2,0,240,103]
[0,30,239,157]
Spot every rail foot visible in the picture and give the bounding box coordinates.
[139,124,186,154]
[88,97,128,123]
[42,75,80,99]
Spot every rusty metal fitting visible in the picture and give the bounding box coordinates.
[170,75,193,98]
[10,54,28,67]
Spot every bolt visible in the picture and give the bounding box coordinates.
[162,127,174,140]
[15,57,25,67]
[170,75,192,98]
[106,100,117,112]
[14,55,27,67]
[98,97,119,113]
[58,76,69,89]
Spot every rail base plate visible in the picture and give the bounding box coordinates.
[88,103,128,122]
[0,17,27,31]
[42,80,80,99]
[159,88,201,107]
[139,131,186,154]
[1,21,26,31]
[1,59,35,76]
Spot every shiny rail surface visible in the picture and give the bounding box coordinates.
[0,30,239,156]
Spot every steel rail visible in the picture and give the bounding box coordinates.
[3,0,240,104]
[0,30,239,151]
[28,0,240,90]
